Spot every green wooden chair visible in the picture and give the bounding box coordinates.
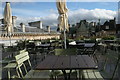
[16,51,51,79]
[3,51,51,79]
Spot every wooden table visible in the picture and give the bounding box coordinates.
[36,55,97,80]
[69,43,95,48]
[78,43,95,48]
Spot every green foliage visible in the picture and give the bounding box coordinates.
[75,36,84,40]
[102,36,115,40]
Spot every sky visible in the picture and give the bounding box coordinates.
[1,2,119,30]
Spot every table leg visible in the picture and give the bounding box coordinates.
[62,70,67,80]
[68,70,72,80]
[77,70,79,79]
[77,70,82,80]
[51,70,55,80]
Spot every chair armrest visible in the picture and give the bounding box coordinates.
[4,63,17,69]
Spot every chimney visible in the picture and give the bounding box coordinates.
[12,16,17,27]
[39,21,42,29]
[12,16,17,32]
[20,23,25,32]
[46,26,50,33]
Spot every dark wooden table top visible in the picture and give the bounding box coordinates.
[35,55,97,70]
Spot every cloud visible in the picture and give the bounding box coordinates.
[16,13,58,30]
[15,8,117,30]
[2,0,120,2]
[68,8,117,24]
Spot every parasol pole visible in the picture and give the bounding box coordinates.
[8,30,12,46]
[64,26,67,49]
[64,14,67,49]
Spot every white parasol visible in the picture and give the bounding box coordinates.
[56,0,69,49]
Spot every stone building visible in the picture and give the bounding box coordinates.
[76,20,89,38]
[20,23,25,32]
[117,2,120,38]
[116,24,120,38]
[96,18,116,37]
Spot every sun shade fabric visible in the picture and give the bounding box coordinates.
[56,0,69,32]
[4,2,13,34]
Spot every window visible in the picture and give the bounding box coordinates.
[106,26,109,29]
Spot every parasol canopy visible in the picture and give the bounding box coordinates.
[56,0,69,32]
[4,2,13,34]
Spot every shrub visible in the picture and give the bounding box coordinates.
[102,36,115,40]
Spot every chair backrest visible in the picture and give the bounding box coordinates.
[19,49,26,54]
[51,42,56,47]
[54,48,77,55]
[15,51,32,78]
[102,49,120,79]
[15,51,30,66]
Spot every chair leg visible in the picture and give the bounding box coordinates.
[7,68,10,79]
[23,63,28,74]
[77,70,82,80]
[16,68,20,78]
[102,57,108,71]
[111,56,120,80]
[18,67,23,78]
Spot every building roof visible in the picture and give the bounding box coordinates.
[101,19,116,31]
[28,21,42,24]
[25,26,47,33]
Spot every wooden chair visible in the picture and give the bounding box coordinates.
[2,49,25,79]
[82,49,120,80]
[26,42,37,65]
[50,42,56,50]
[100,49,119,79]
[76,45,85,55]
[15,51,51,79]
[4,51,51,79]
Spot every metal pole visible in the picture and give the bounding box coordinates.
[10,35,11,46]
[64,14,67,49]
[9,33,12,46]
[64,28,67,49]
